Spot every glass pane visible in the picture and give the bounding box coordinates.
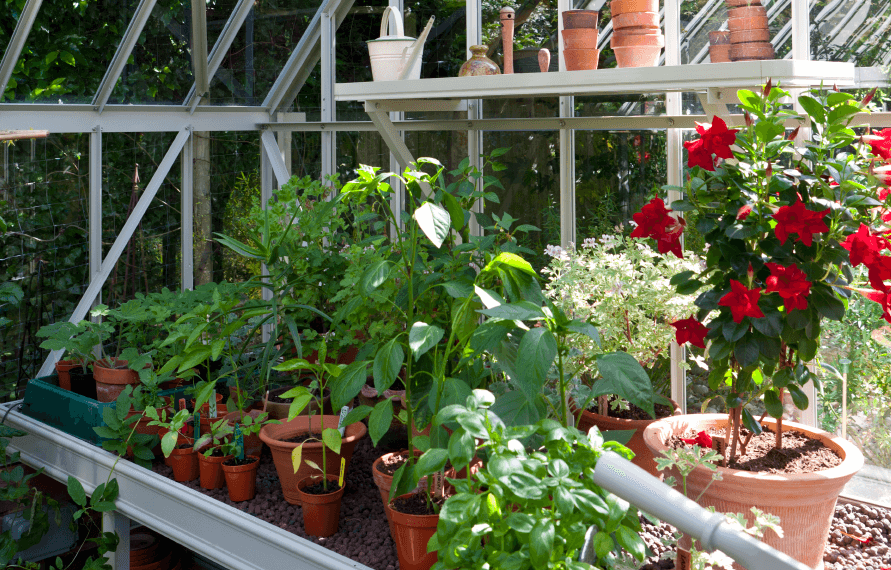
[680,0,791,64]
[810,0,891,66]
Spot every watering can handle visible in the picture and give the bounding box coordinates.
[380,6,405,38]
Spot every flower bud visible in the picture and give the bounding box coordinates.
[874,164,891,186]
[737,205,753,220]
[747,263,754,283]
[787,126,800,141]
[763,78,772,98]
[862,87,877,108]
[744,111,753,127]
[833,83,840,93]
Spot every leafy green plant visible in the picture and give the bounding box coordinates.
[36,320,109,374]
[144,407,194,458]
[92,389,156,468]
[421,389,647,570]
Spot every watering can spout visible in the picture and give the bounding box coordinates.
[398,16,435,81]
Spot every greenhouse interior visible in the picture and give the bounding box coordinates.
[2,0,891,568]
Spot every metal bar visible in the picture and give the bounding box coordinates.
[557,0,574,249]
[36,129,191,377]
[89,127,102,310]
[190,0,209,100]
[366,106,418,171]
[467,0,483,237]
[791,0,810,59]
[183,0,255,107]
[103,511,131,570]
[260,142,274,344]
[259,130,291,187]
[0,403,374,570]
[320,7,335,181]
[388,0,406,239]
[181,128,194,291]
[92,0,160,113]
[0,0,43,95]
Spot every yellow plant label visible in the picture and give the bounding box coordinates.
[339,458,346,487]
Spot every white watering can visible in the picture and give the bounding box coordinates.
[367,7,434,81]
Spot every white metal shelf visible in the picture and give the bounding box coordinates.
[335,60,856,103]
[0,401,373,570]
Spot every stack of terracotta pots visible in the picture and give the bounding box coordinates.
[708,30,731,63]
[609,0,663,68]
[561,10,600,70]
[726,0,774,61]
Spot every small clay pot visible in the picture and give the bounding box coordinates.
[167,446,199,482]
[561,28,599,50]
[728,15,769,31]
[611,34,664,48]
[730,41,774,60]
[725,0,762,6]
[610,0,659,14]
[93,359,141,403]
[613,27,664,37]
[730,28,770,43]
[613,45,662,68]
[221,456,260,502]
[709,44,732,63]
[611,11,660,29]
[727,4,767,19]
[297,475,346,538]
[197,447,232,490]
[386,494,440,570]
[563,48,600,71]
[708,30,731,45]
[561,9,599,29]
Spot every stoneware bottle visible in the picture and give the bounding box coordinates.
[458,45,501,76]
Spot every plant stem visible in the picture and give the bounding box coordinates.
[775,387,784,450]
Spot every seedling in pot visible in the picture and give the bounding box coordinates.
[92,389,157,468]
[145,407,194,457]
[36,319,110,374]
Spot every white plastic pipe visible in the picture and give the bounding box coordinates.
[592,452,812,570]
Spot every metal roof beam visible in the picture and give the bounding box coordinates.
[0,0,44,96]
[91,0,159,113]
[190,0,209,104]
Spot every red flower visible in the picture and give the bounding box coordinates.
[841,224,887,268]
[867,255,891,292]
[671,316,709,349]
[630,197,672,240]
[696,116,739,160]
[880,188,891,201]
[866,128,891,160]
[718,280,764,323]
[681,431,713,448]
[858,288,891,324]
[772,200,830,247]
[737,205,753,220]
[765,263,812,312]
[656,215,686,259]
[684,137,715,171]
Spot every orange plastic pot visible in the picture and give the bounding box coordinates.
[221,456,260,502]
[167,446,199,482]
[198,447,232,490]
[386,494,439,570]
[297,475,346,538]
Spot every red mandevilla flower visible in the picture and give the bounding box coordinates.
[736,205,753,220]
[772,200,830,247]
[681,431,713,448]
[656,215,686,259]
[765,263,812,312]
[865,128,891,160]
[718,280,764,323]
[683,137,715,171]
[841,224,887,268]
[629,197,671,240]
[671,316,709,349]
[696,116,739,160]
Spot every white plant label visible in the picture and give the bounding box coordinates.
[338,405,350,435]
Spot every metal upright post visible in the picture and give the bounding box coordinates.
[181,128,194,291]
[467,0,484,237]
[260,139,274,344]
[389,0,406,238]
[321,8,336,182]
[103,511,131,570]
[90,127,103,312]
[558,0,575,249]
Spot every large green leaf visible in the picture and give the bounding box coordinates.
[592,352,656,419]
[373,337,404,393]
[514,328,557,404]
[529,520,555,567]
[414,202,451,248]
[810,286,845,321]
[322,428,342,455]
[368,398,394,446]
[478,301,545,321]
[409,323,445,362]
[491,390,544,427]
[330,361,369,411]
[361,260,395,294]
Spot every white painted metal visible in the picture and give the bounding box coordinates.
[856,66,891,88]
[260,130,291,187]
[0,0,43,95]
[365,103,418,170]
[91,0,159,113]
[466,0,484,237]
[0,105,269,133]
[181,128,194,291]
[558,0,574,249]
[89,127,102,310]
[183,0,255,108]
[373,99,467,113]
[0,402,375,570]
[276,113,295,178]
[103,511,131,570]
[36,129,192,377]
[190,0,210,101]
[321,7,335,181]
[791,0,810,59]
[387,0,406,239]
[260,141,274,344]
[335,60,856,102]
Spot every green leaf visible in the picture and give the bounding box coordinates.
[506,512,535,533]
[593,530,614,560]
[60,51,76,66]
[361,260,394,294]
[161,431,178,457]
[340,405,372,427]
[322,428,342,454]
[764,389,783,418]
[368,398,394,446]
[491,390,544,427]
[798,95,826,123]
[415,448,449,479]
[447,427,475,472]
[414,202,451,248]
[810,286,845,321]
[787,383,809,410]
[741,408,762,435]
[330,361,368,411]
[67,477,86,507]
[616,526,646,561]
[478,301,544,321]
[566,321,600,347]
[409,322,444,361]
[373,337,404,393]
[529,520,555,567]
[592,352,656,419]
[733,335,760,368]
[441,191,465,232]
[514,328,557,404]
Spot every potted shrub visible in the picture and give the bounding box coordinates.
[639,82,872,567]
[36,319,108,397]
[193,417,234,490]
[90,299,158,402]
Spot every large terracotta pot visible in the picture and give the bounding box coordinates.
[93,359,141,402]
[642,414,864,570]
[297,475,346,538]
[575,398,680,477]
[386,494,439,570]
[259,415,366,505]
[222,409,264,457]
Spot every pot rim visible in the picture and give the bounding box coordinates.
[259,415,368,449]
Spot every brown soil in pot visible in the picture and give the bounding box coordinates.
[376,450,410,477]
[390,492,444,516]
[302,480,343,495]
[222,456,258,467]
[588,397,675,421]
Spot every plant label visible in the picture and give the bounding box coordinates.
[209,390,217,418]
[338,457,345,486]
[178,398,187,412]
[234,423,245,461]
[712,437,725,456]
[676,547,691,570]
[337,405,350,436]
[194,412,201,440]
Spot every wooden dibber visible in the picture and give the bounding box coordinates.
[500,7,515,74]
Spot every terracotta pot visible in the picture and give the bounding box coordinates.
[93,359,141,403]
[611,11,659,29]
[158,377,185,391]
[125,408,167,457]
[727,4,766,19]
[297,475,346,538]
[725,0,762,6]
[613,45,661,68]
[221,456,260,502]
[563,48,600,71]
[730,28,770,43]
[198,405,228,434]
[54,360,84,391]
[371,450,426,537]
[728,15,769,31]
[708,30,731,45]
[198,447,232,490]
[730,42,774,61]
[167,446,199,482]
[611,34,664,48]
[642,414,863,569]
[263,384,329,420]
[259,415,366,505]
[561,28,599,50]
[386,493,439,570]
[561,9,599,29]
[610,0,658,14]
[709,44,732,63]
[222,409,264,457]
[575,398,680,477]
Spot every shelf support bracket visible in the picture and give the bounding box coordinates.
[104,511,131,570]
[365,102,432,197]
